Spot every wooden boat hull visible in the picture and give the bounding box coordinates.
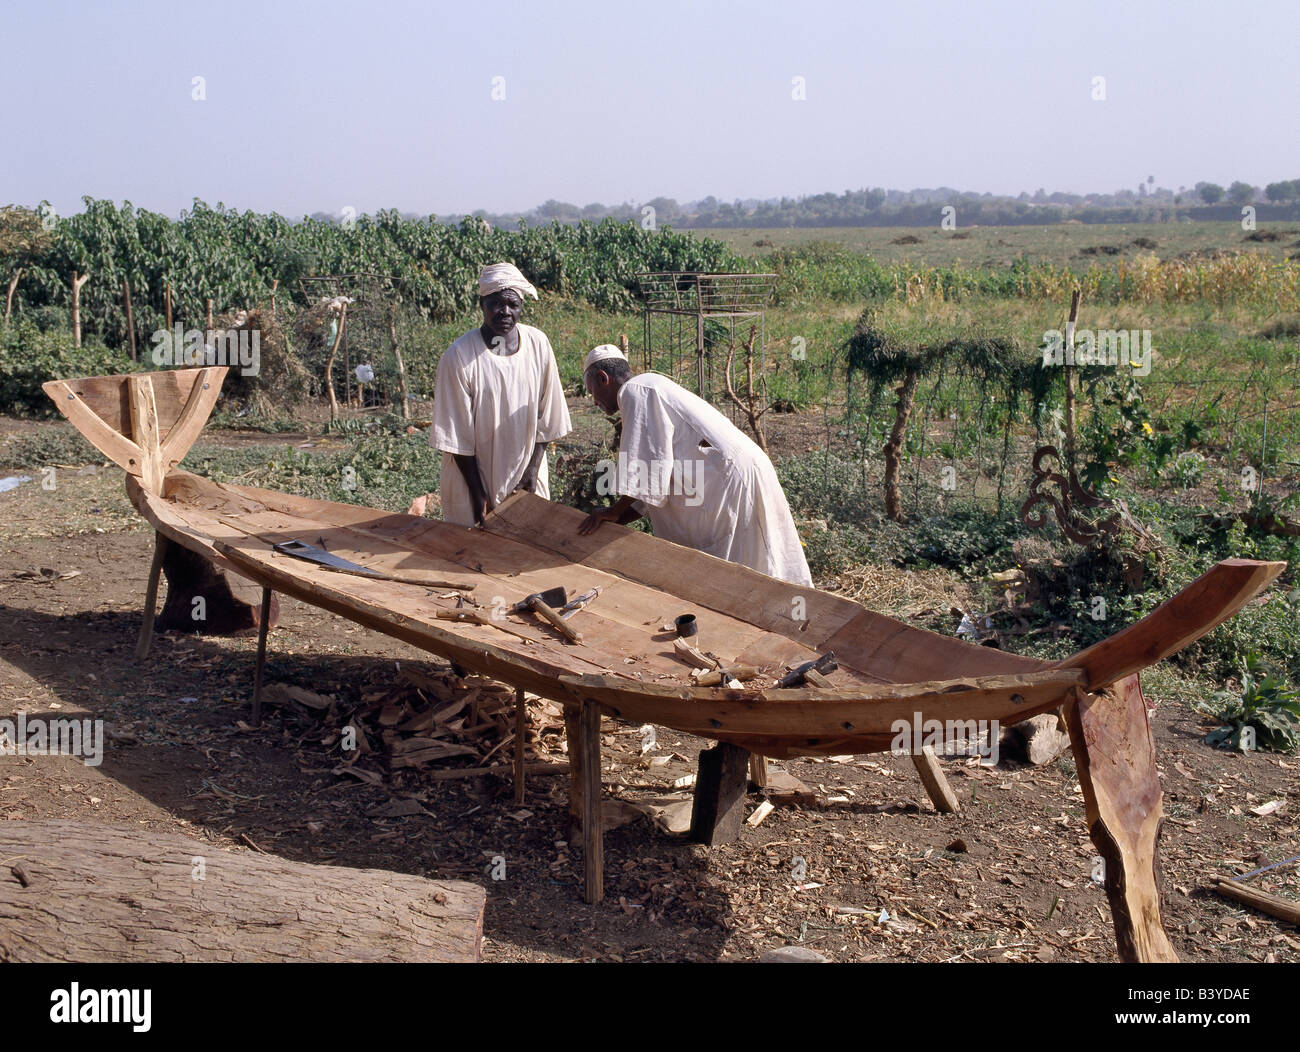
[121,469,1282,758]
[41,366,1290,962]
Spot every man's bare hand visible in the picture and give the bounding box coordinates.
[578,507,621,535]
[407,493,430,517]
[473,494,497,527]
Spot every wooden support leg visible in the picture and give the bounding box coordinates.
[250,588,273,728]
[513,687,526,806]
[579,699,603,905]
[135,532,169,660]
[564,706,583,848]
[748,752,768,790]
[911,745,960,813]
[1065,676,1178,963]
[690,741,750,846]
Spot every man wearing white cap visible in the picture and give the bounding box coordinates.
[578,345,812,587]
[408,263,571,526]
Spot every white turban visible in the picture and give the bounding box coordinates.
[479,262,538,301]
[584,344,627,372]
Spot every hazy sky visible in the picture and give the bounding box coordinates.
[6,0,1298,220]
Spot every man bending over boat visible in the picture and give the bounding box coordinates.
[577,344,812,587]
[408,263,572,526]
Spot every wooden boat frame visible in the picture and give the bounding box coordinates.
[42,366,1287,963]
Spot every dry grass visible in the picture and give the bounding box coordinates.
[828,561,972,619]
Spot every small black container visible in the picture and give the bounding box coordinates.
[674,614,698,638]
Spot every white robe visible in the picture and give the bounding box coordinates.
[615,373,812,587]
[431,324,571,526]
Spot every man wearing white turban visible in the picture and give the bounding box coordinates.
[577,345,812,587]
[408,263,571,526]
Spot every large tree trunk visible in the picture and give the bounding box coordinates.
[883,366,920,522]
[0,821,485,962]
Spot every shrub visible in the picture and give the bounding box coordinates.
[1194,654,1300,752]
[0,322,132,417]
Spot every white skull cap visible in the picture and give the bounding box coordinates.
[583,344,627,371]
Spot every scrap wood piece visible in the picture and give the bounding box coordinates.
[764,766,816,805]
[0,820,484,962]
[1212,878,1300,926]
[261,683,335,712]
[622,793,694,836]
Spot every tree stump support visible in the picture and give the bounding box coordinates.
[690,741,750,846]
[1065,675,1178,962]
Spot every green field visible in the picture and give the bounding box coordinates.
[695,220,1300,268]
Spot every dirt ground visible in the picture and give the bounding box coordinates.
[1,425,1297,964]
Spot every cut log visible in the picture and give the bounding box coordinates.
[1212,879,1300,926]
[156,541,279,635]
[690,741,750,846]
[1001,712,1072,765]
[0,820,484,962]
[1065,677,1178,962]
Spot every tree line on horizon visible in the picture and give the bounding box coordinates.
[329,178,1300,231]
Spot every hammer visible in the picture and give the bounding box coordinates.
[775,651,838,689]
[512,587,583,644]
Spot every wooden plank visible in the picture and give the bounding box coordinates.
[486,492,865,647]
[554,668,1086,749]
[158,366,226,472]
[1065,677,1178,962]
[41,377,145,480]
[564,706,583,847]
[910,746,959,813]
[43,368,222,454]
[689,741,750,846]
[580,699,603,904]
[819,608,1047,684]
[127,373,164,495]
[1056,558,1285,690]
[513,686,526,805]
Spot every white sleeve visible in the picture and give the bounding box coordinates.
[535,334,572,443]
[618,384,675,507]
[431,346,476,456]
